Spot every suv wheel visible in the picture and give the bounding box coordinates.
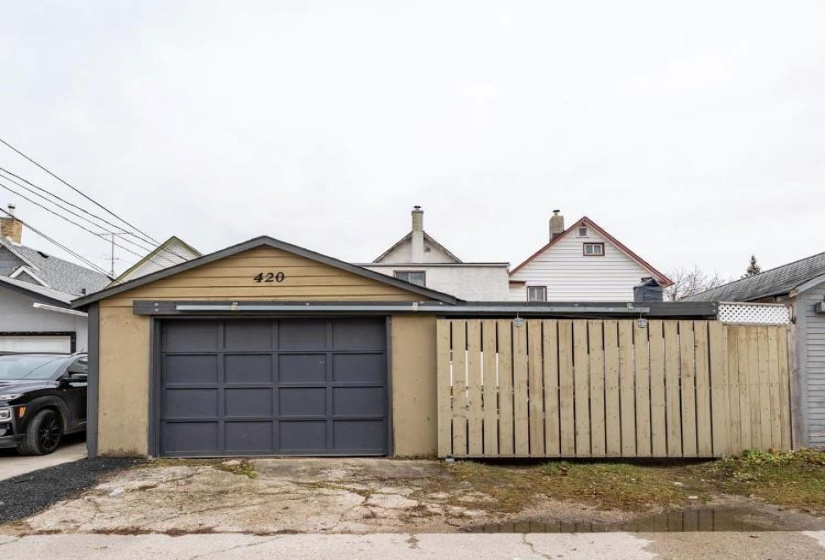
[17,409,63,456]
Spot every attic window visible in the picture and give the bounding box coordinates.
[578,226,588,237]
[583,242,604,256]
[394,270,426,287]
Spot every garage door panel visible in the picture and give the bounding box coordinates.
[279,354,327,383]
[334,421,385,451]
[165,389,219,418]
[164,355,218,384]
[333,354,384,383]
[164,422,219,453]
[225,321,274,351]
[225,388,273,417]
[163,321,219,351]
[333,387,385,417]
[332,320,385,350]
[279,421,327,450]
[225,354,272,384]
[159,318,387,457]
[279,388,326,417]
[279,320,328,350]
[226,422,273,451]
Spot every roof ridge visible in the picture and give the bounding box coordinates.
[690,249,825,299]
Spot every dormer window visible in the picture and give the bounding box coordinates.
[583,242,604,256]
[578,226,588,237]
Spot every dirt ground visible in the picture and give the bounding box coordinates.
[4,456,825,537]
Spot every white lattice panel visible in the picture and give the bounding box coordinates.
[719,302,790,325]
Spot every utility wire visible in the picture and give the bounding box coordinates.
[0,207,111,277]
[0,177,159,263]
[0,136,165,248]
[0,169,159,255]
[0,165,189,262]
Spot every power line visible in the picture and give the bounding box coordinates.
[0,207,111,277]
[0,136,165,248]
[0,177,156,262]
[0,165,189,262]
[0,168,158,254]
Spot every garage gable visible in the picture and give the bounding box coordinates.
[74,236,457,308]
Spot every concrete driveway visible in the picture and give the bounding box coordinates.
[0,435,86,481]
[0,532,824,559]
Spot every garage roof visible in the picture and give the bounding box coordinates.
[72,235,460,309]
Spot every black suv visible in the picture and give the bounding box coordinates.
[0,353,87,455]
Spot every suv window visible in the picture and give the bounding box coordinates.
[0,355,70,380]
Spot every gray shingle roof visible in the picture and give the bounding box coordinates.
[688,251,825,302]
[0,275,74,304]
[0,237,110,296]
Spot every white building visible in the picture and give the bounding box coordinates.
[109,236,201,286]
[359,206,509,301]
[509,210,671,302]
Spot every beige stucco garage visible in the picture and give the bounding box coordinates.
[73,236,454,458]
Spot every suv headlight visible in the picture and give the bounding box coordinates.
[0,408,11,422]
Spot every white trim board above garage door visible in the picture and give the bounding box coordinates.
[0,335,72,352]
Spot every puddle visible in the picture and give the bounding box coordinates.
[463,508,793,533]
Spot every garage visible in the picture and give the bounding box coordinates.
[158,318,389,457]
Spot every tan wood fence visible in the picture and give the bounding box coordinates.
[436,319,792,458]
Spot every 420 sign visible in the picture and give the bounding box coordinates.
[253,272,286,283]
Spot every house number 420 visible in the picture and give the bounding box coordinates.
[253,272,286,283]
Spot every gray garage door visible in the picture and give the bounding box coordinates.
[158,318,388,457]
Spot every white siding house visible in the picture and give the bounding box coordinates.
[358,207,510,301]
[509,212,671,302]
[109,236,201,286]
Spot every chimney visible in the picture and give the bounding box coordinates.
[549,209,565,240]
[1,204,23,245]
[411,205,424,262]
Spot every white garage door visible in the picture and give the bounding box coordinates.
[0,336,72,353]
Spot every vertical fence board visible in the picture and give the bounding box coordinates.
[588,320,606,456]
[436,320,452,458]
[618,321,636,457]
[466,321,483,456]
[542,320,560,456]
[694,322,713,456]
[679,321,698,457]
[528,320,546,456]
[777,326,792,451]
[756,326,772,448]
[482,321,499,457]
[664,322,682,457]
[498,321,515,456]
[573,321,591,456]
[767,326,782,449]
[634,321,652,457]
[451,322,468,456]
[747,327,762,449]
[708,321,729,457]
[649,321,667,457]
[725,325,741,454]
[736,327,752,449]
[604,320,621,457]
[558,321,576,456]
[513,323,529,455]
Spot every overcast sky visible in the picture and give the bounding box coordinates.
[1,1,823,279]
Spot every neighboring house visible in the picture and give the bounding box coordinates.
[0,205,110,352]
[688,251,825,449]
[357,206,510,301]
[109,236,200,286]
[509,210,672,302]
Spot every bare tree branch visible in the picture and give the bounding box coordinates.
[665,266,727,301]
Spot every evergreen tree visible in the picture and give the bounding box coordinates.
[743,255,761,278]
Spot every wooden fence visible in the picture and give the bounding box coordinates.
[436,319,792,458]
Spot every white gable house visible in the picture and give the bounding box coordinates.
[509,211,671,302]
[358,207,509,301]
